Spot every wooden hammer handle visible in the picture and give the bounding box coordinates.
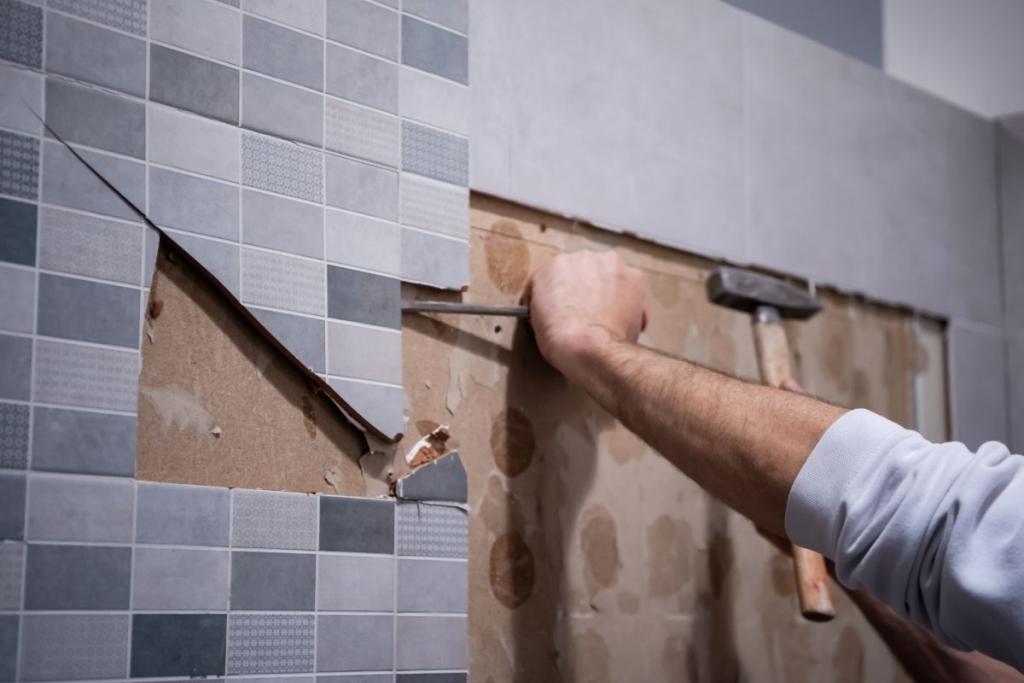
[752,311,836,622]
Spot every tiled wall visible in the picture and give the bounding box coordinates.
[0,0,472,438]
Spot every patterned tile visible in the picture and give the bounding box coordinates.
[326,43,397,114]
[150,44,240,125]
[397,675,467,683]
[45,12,146,96]
[396,615,467,671]
[231,489,318,550]
[325,98,399,168]
[38,207,142,285]
[325,0,398,61]
[0,129,39,200]
[0,197,36,266]
[49,0,147,35]
[400,173,468,238]
[242,247,325,316]
[230,551,315,610]
[0,402,28,469]
[242,132,323,203]
[316,614,393,672]
[26,474,134,542]
[33,339,140,412]
[0,263,34,333]
[24,544,131,610]
[36,273,141,348]
[402,121,468,186]
[396,502,468,558]
[0,541,23,610]
[227,613,315,675]
[19,614,130,682]
[136,481,230,546]
[401,15,468,85]
[243,15,323,91]
[130,614,227,678]
[32,406,136,476]
[0,0,42,68]
[319,496,394,554]
[0,334,31,401]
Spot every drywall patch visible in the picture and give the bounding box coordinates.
[140,385,220,438]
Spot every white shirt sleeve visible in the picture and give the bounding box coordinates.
[786,409,1024,672]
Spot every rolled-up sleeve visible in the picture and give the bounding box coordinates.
[786,409,1024,672]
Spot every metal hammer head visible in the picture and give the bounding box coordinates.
[706,266,821,320]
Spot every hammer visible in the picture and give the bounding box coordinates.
[706,266,836,622]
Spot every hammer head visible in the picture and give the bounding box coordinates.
[706,266,821,320]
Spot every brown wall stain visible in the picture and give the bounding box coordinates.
[484,220,531,295]
[489,531,536,609]
[490,408,536,478]
[566,630,611,683]
[579,504,622,597]
[646,514,694,597]
[833,625,866,683]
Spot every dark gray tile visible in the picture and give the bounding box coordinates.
[41,141,146,221]
[0,402,29,469]
[0,473,25,540]
[0,264,32,333]
[0,334,31,401]
[398,674,467,683]
[37,273,140,348]
[44,79,146,159]
[24,544,131,610]
[326,0,398,61]
[130,614,227,678]
[316,615,393,673]
[0,541,24,610]
[325,154,398,221]
[31,406,136,476]
[249,307,326,373]
[49,0,147,36]
[0,0,42,68]
[227,614,314,675]
[150,44,240,124]
[46,12,146,96]
[401,15,467,85]
[242,188,323,259]
[319,496,394,553]
[0,197,36,266]
[403,0,468,34]
[402,120,468,186]
[136,481,230,546]
[150,167,239,240]
[326,43,397,113]
[230,551,315,610]
[243,15,323,91]
[0,615,15,683]
[20,614,129,681]
[0,129,38,200]
[396,452,466,503]
[242,72,323,147]
[397,558,467,613]
[326,266,400,329]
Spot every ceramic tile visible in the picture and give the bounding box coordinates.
[151,0,241,64]
[49,0,147,35]
[326,378,403,438]
[41,141,145,221]
[133,547,230,610]
[150,44,240,125]
[242,73,324,147]
[0,402,29,469]
[317,554,394,612]
[166,230,241,295]
[245,0,323,35]
[401,16,467,85]
[150,166,239,241]
[395,615,466,670]
[325,98,399,168]
[400,228,468,290]
[27,474,134,542]
[231,489,318,550]
[31,406,136,476]
[326,0,398,61]
[0,0,42,68]
[403,0,467,34]
[38,207,142,285]
[326,265,400,329]
[19,614,130,682]
[242,247,326,316]
[243,15,323,91]
[396,502,467,558]
[144,224,159,283]
[0,264,34,334]
[319,496,394,554]
[45,12,146,96]
[325,154,398,221]
[0,473,25,540]
[0,541,23,610]
[327,320,401,384]
[136,481,231,546]
[316,614,393,672]
[0,64,43,134]
[33,339,139,411]
[231,551,316,610]
[0,616,14,683]
[24,544,131,610]
[130,614,227,678]
[149,104,241,182]
[949,322,1009,448]
[242,131,323,203]
[322,676,394,683]
[399,67,468,136]
[397,675,466,683]
[324,208,401,276]
[401,121,467,186]
[249,307,326,373]
[0,198,36,266]
[326,43,397,114]
[44,78,145,159]
[0,334,31,401]
[242,188,324,259]
[395,452,466,504]
[227,613,315,675]
[36,273,140,348]
[0,129,38,200]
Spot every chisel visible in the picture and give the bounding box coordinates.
[401,301,530,317]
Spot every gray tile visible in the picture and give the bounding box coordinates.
[395,452,466,504]
[36,273,140,348]
[165,230,240,295]
[319,496,393,553]
[151,0,241,64]
[327,320,401,384]
[0,264,34,334]
[231,489,318,550]
[149,104,241,182]
[20,614,129,682]
[230,551,316,610]
[0,541,23,610]
[144,224,159,283]
[0,473,25,540]
[0,615,15,683]
[317,553,394,612]
[0,63,43,134]
[133,547,230,610]
[401,16,467,85]
[38,206,142,285]
[0,197,36,266]
[26,474,134,542]
[949,323,1009,448]
[44,78,145,159]
[24,544,131,610]
[245,0,324,35]
[326,377,403,438]
[1001,128,1024,335]
[325,208,400,276]
[326,155,398,221]
[397,675,466,683]
[242,188,323,259]
[130,614,227,678]
[49,0,147,35]
[249,307,326,373]
[325,97,399,167]
[316,615,393,672]
[241,247,326,316]
[402,121,467,186]
[0,129,38,200]
[403,0,467,34]
[320,677,393,683]
[150,44,240,124]
[32,406,136,476]
[326,0,398,61]
[46,12,146,96]
[243,15,323,91]
[0,0,41,68]
[326,265,400,328]
[397,558,466,613]
[242,72,324,147]
[227,613,315,675]
[396,502,467,558]
[136,481,231,546]
[0,402,29,469]
[41,141,145,221]
[242,131,323,203]
[0,334,31,401]
[400,228,468,290]
[326,43,397,113]
[33,339,139,411]
[396,615,466,670]
[399,66,468,136]
[150,166,239,240]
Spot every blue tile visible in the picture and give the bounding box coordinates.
[0,473,25,540]
[0,197,36,266]
[0,615,18,683]
[230,551,315,611]
[24,544,131,610]
[131,614,227,678]
[0,334,31,401]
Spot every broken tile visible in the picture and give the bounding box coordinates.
[327,320,401,385]
[46,12,146,96]
[130,614,227,678]
[150,44,240,124]
[316,614,393,672]
[149,104,241,182]
[326,154,399,221]
[227,613,315,675]
[136,481,231,546]
[231,551,316,610]
[45,78,146,159]
[242,188,324,259]
[326,265,400,329]
[249,307,326,373]
[325,208,401,276]
[32,406,136,476]
[150,166,239,241]
[0,334,31,401]
[403,0,468,34]
[242,72,324,148]
[326,43,398,113]
[325,97,400,168]
[242,131,323,203]
[26,474,134,542]
[0,264,34,334]
[401,16,467,85]
[245,0,323,35]
[41,141,145,221]
[0,129,38,200]
[0,0,42,68]
[38,207,143,285]
[317,554,395,612]
[400,227,469,290]
[133,547,230,610]
[24,544,131,610]
[20,614,130,682]
[396,452,467,503]
[166,230,240,296]
[33,339,140,412]
[0,615,15,683]
[402,121,468,186]
[396,615,467,671]
[0,64,43,135]
[243,15,323,91]
[0,197,37,266]
[0,473,25,540]
[0,541,23,610]
[396,502,467,558]
[49,0,147,35]
[327,377,404,438]
[0,402,29,469]
[326,0,399,61]
[319,496,394,554]
[36,273,141,348]
[242,247,326,316]
[231,489,318,550]
[151,0,241,64]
